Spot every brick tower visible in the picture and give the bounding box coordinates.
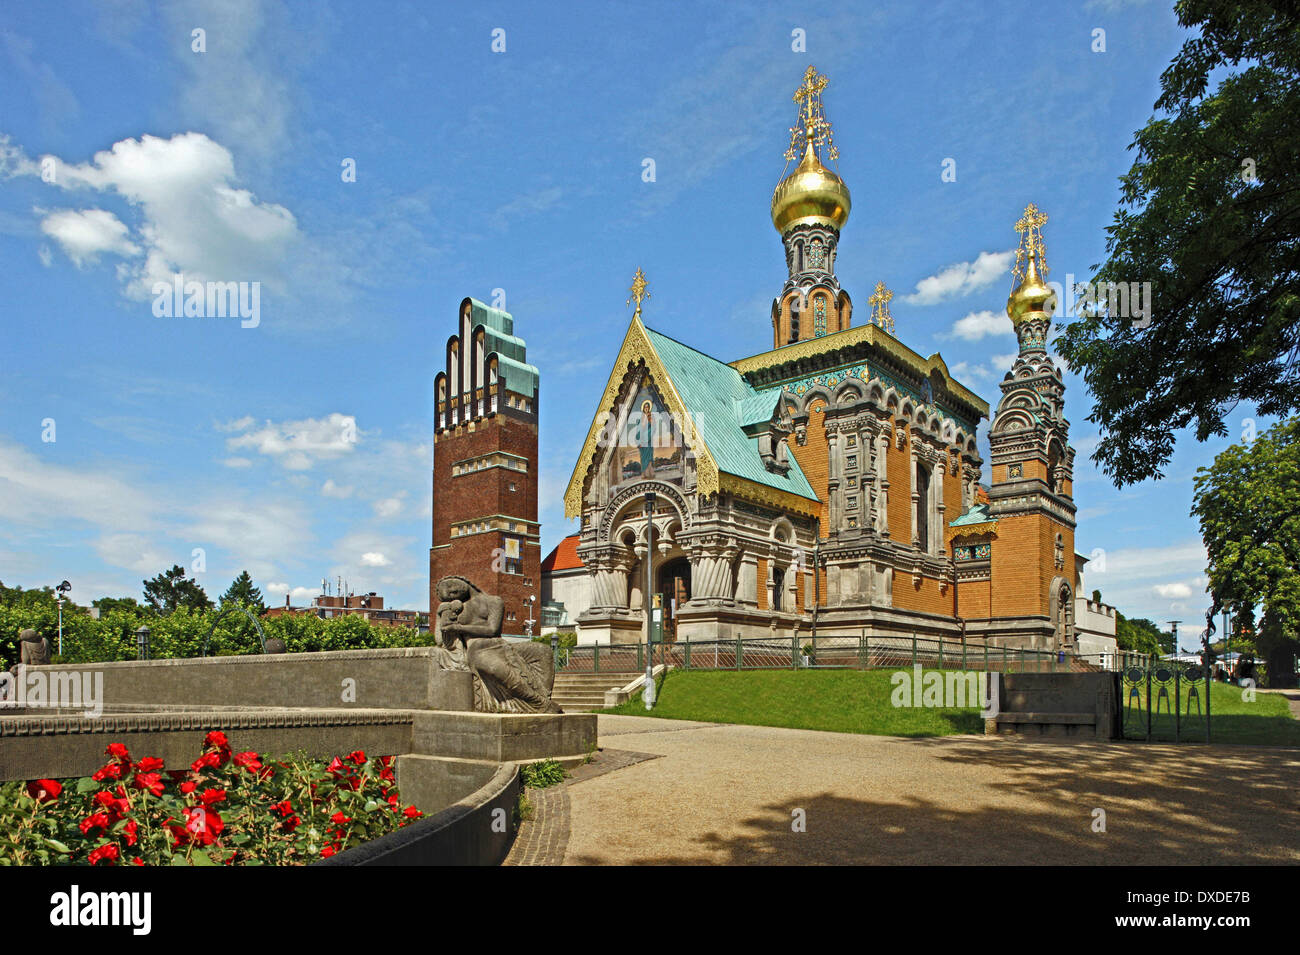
[430,297,541,637]
[982,205,1077,650]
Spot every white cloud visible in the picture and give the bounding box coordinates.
[905,250,1014,305]
[223,413,358,469]
[321,479,353,499]
[38,208,139,265]
[1154,582,1194,599]
[372,492,406,519]
[948,309,1012,342]
[92,534,175,575]
[221,457,253,468]
[15,132,298,299]
[360,552,390,567]
[948,352,1020,384]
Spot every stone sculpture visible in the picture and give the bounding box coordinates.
[434,576,561,714]
[18,629,50,667]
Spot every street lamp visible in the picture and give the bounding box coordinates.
[135,624,151,661]
[525,594,536,637]
[643,491,657,710]
[55,580,71,657]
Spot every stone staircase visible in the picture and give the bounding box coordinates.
[552,671,641,713]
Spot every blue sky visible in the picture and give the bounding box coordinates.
[0,0,1263,643]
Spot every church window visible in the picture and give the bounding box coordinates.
[916,461,931,551]
[814,294,828,337]
[846,455,857,470]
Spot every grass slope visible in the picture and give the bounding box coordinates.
[605,669,1300,746]
[1122,681,1300,746]
[602,668,984,737]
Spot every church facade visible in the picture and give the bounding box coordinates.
[556,67,1088,652]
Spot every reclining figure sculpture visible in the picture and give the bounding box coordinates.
[434,575,561,714]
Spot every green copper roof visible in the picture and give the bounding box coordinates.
[644,326,817,502]
[733,391,782,430]
[948,502,996,527]
[467,298,538,398]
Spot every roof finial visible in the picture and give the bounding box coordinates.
[868,281,895,334]
[627,267,649,320]
[1012,203,1049,286]
[784,65,839,166]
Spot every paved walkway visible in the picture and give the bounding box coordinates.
[550,715,1300,865]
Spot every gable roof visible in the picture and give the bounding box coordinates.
[541,534,584,573]
[563,316,819,518]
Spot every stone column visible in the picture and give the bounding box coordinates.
[908,426,919,548]
[827,426,841,532]
[876,429,890,537]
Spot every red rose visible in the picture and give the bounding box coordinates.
[379,766,395,783]
[326,757,344,775]
[386,794,399,809]
[232,751,262,772]
[320,845,336,858]
[26,779,61,803]
[137,757,165,773]
[330,811,351,825]
[131,857,144,866]
[347,750,366,765]
[199,788,226,807]
[203,730,229,750]
[179,781,197,795]
[182,807,223,846]
[80,812,111,836]
[403,806,422,818]
[105,742,130,762]
[133,772,165,797]
[123,819,139,847]
[88,843,120,866]
[190,752,221,772]
[92,762,124,782]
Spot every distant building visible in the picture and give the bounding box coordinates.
[266,590,428,631]
[540,534,589,635]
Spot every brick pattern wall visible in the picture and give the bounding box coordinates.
[430,404,540,631]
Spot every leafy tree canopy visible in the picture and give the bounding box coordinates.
[1192,416,1300,685]
[1055,0,1300,485]
[1115,612,1173,656]
[142,565,212,616]
[220,571,265,614]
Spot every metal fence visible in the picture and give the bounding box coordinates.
[555,634,1145,675]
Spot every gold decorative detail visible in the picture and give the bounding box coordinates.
[563,316,722,518]
[771,66,851,233]
[626,267,649,319]
[946,523,998,544]
[729,323,990,418]
[1011,203,1049,285]
[785,66,839,165]
[868,281,895,334]
[1007,203,1055,325]
[719,473,820,518]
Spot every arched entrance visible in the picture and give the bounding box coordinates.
[657,557,691,643]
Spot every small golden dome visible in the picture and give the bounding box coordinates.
[1006,250,1055,324]
[771,141,851,233]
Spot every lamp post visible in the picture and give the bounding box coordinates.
[525,594,536,637]
[135,624,151,661]
[55,580,71,657]
[643,490,657,710]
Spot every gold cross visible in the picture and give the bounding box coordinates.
[868,280,895,334]
[1012,203,1049,281]
[784,66,838,163]
[627,267,649,319]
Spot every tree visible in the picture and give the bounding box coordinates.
[92,596,143,616]
[1115,612,1169,656]
[1192,416,1300,686]
[220,571,265,614]
[142,565,212,616]
[1055,0,1300,486]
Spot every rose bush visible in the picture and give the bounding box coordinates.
[0,732,423,866]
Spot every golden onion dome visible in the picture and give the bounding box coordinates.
[771,140,851,233]
[1006,250,1055,324]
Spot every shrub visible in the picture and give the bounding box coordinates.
[520,759,566,789]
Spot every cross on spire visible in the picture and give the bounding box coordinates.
[784,65,839,164]
[626,267,649,319]
[868,280,895,334]
[1012,203,1049,283]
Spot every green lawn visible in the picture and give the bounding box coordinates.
[602,669,1300,746]
[601,668,984,737]
[1121,681,1300,746]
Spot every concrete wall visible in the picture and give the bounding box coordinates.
[545,568,592,638]
[319,763,521,867]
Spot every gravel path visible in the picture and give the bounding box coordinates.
[562,715,1300,865]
